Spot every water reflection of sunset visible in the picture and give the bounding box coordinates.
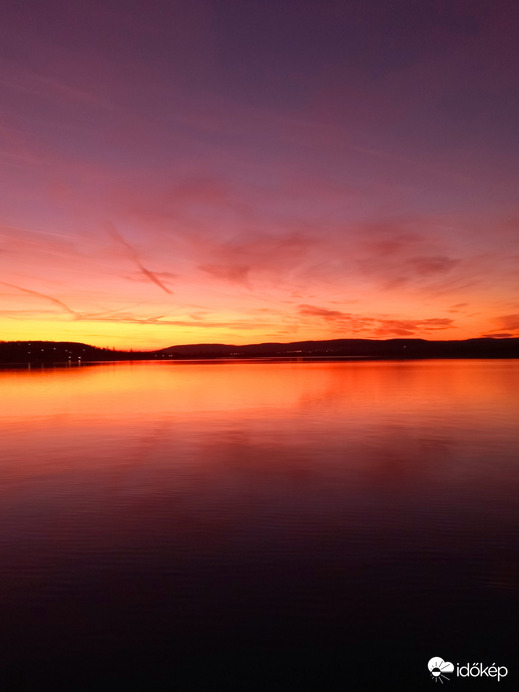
[2,361,518,491]
[2,359,518,416]
[1,360,519,691]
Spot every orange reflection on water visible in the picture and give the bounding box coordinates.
[1,359,519,629]
[1,360,519,490]
[2,359,518,418]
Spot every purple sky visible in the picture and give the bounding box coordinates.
[1,0,518,347]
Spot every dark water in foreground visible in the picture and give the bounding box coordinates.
[1,360,518,690]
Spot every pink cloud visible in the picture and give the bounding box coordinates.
[297,304,455,338]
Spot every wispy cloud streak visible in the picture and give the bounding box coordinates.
[0,281,78,318]
[106,224,174,295]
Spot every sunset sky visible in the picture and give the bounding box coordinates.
[1,0,518,349]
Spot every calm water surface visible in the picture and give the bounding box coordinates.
[1,360,518,689]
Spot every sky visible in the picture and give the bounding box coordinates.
[1,0,518,349]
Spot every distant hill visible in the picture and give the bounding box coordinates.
[1,337,519,365]
[0,341,134,364]
[155,338,519,359]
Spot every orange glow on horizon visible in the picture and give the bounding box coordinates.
[0,312,509,350]
[0,254,515,349]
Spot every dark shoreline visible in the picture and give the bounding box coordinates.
[2,336,519,367]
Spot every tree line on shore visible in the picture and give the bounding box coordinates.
[1,337,519,365]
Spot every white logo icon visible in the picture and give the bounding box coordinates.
[428,657,454,683]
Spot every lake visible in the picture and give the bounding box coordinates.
[1,360,518,689]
